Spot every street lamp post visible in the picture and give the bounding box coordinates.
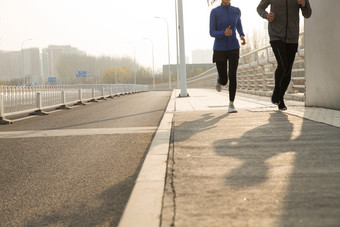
[174,0,180,89]
[177,0,188,97]
[126,41,137,84]
[21,38,32,86]
[154,16,172,90]
[143,38,155,90]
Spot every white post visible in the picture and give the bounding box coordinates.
[143,38,155,90]
[36,92,42,110]
[78,88,82,102]
[178,0,188,97]
[0,93,13,124]
[175,0,180,89]
[62,90,66,105]
[92,88,95,99]
[0,93,4,118]
[127,42,137,84]
[154,17,172,89]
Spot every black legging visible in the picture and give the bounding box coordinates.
[215,49,239,102]
[270,41,298,101]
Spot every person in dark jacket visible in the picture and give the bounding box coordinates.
[257,0,312,110]
[209,0,246,113]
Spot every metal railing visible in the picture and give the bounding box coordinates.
[185,33,306,101]
[0,84,148,122]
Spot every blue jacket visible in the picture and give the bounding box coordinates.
[210,4,245,51]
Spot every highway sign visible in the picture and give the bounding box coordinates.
[76,71,87,78]
[48,77,57,83]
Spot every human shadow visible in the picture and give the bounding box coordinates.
[278,113,340,226]
[213,110,340,225]
[214,111,294,187]
[175,112,230,143]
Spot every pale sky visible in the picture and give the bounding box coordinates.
[0,0,265,71]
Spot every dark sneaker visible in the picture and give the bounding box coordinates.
[271,88,280,105]
[215,76,222,92]
[278,100,287,111]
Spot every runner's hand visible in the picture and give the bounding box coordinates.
[267,12,275,22]
[224,26,232,36]
[297,0,306,7]
[240,36,246,45]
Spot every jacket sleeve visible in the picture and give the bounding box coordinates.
[236,11,245,37]
[301,0,312,19]
[257,0,270,19]
[209,9,225,38]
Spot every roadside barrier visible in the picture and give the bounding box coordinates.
[0,84,148,124]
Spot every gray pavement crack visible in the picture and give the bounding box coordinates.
[161,121,176,227]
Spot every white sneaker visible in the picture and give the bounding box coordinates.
[215,77,222,92]
[228,103,238,113]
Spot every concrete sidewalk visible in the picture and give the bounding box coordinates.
[161,89,340,227]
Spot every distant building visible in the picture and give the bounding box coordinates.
[23,48,41,84]
[0,48,41,85]
[41,45,86,83]
[192,49,213,64]
[0,51,21,82]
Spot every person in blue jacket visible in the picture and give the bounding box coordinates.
[209,0,246,113]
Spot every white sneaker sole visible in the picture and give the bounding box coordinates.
[228,108,238,113]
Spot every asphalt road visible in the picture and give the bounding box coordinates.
[0,91,172,227]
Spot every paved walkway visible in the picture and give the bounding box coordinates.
[120,88,340,227]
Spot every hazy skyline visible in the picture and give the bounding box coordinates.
[0,0,265,71]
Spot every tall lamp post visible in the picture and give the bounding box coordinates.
[154,16,172,90]
[126,41,137,84]
[174,0,180,89]
[143,38,155,90]
[177,0,188,97]
[21,38,32,86]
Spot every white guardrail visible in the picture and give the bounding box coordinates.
[0,84,148,124]
[185,33,306,101]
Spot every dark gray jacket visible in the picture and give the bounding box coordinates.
[257,0,312,43]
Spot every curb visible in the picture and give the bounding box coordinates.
[118,90,176,227]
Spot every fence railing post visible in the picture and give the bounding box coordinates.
[89,88,98,102]
[29,92,48,115]
[0,93,13,124]
[75,88,85,105]
[56,90,70,110]
[98,86,106,100]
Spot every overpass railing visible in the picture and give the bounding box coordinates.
[185,33,305,101]
[0,84,148,122]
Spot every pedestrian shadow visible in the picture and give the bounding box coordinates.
[175,112,230,143]
[213,110,340,225]
[214,111,293,187]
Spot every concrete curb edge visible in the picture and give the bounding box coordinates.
[118,90,176,227]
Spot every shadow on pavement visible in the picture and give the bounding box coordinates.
[175,112,230,143]
[24,175,136,227]
[214,111,293,187]
[213,111,340,225]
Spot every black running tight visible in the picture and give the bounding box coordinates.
[214,49,239,102]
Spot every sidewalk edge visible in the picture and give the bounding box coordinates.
[118,90,176,227]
